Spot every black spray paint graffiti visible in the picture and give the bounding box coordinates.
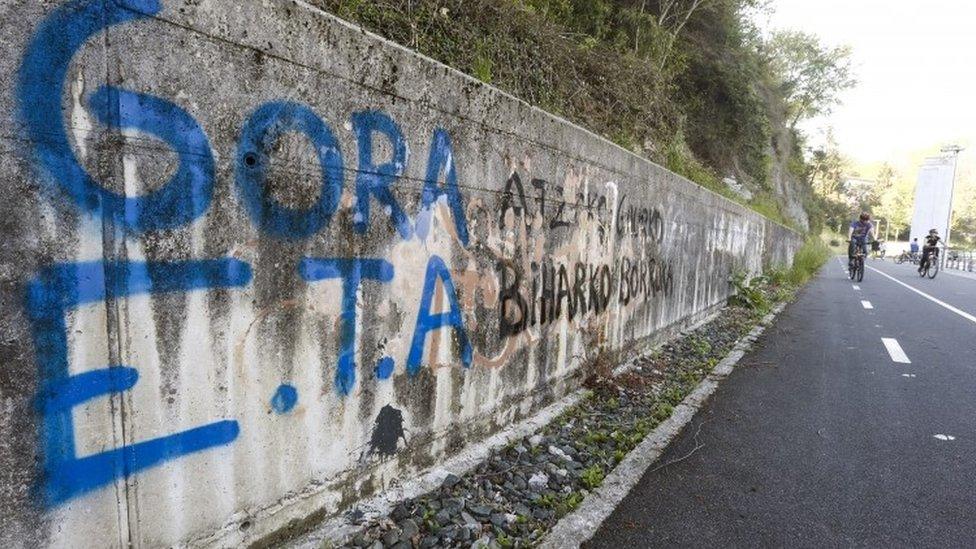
[498,260,613,338]
[367,405,407,457]
[497,255,674,338]
[617,256,675,306]
[615,194,665,242]
[498,172,666,248]
[498,171,614,234]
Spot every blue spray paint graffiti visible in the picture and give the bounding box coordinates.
[236,101,345,239]
[406,255,472,375]
[416,129,469,246]
[16,0,214,234]
[16,0,468,241]
[27,259,252,505]
[298,258,395,395]
[351,111,412,239]
[271,384,299,414]
[375,356,395,380]
[16,0,477,509]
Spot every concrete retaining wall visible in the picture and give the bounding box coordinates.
[0,0,802,546]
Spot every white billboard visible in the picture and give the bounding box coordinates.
[910,156,956,244]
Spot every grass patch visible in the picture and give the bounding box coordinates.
[787,236,832,286]
[730,235,830,311]
[580,465,605,490]
[821,230,849,256]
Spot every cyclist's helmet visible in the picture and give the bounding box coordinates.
[930,228,939,235]
[859,212,871,221]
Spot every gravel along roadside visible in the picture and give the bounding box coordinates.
[335,282,790,549]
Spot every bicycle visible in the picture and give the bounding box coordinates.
[918,249,940,279]
[849,245,865,282]
[896,251,918,265]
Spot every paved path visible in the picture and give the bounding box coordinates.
[585,258,976,547]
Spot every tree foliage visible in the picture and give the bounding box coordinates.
[952,185,976,246]
[806,134,851,231]
[766,30,856,127]
[809,134,846,197]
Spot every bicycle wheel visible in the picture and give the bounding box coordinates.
[856,258,864,282]
[928,258,939,279]
[849,260,856,280]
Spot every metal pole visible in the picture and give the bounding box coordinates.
[941,145,964,247]
[874,217,887,242]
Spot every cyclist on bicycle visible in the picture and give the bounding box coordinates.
[848,212,875,270]
[918,228,943,273]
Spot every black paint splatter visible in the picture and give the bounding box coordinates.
[368,405,406,457]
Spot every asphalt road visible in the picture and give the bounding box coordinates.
[585,257,976,548]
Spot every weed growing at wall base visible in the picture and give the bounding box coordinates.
[728,271,770,313]
[784,236,831,287]
[729,236,829,311]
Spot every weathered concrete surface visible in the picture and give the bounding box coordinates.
[0,0,802,546]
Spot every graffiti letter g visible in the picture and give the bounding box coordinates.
[16,0,214,234]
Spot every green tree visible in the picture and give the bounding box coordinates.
[765,30,856,127]
[874,164,914,239]
[952,185,976,247]
[807,134,851,232]
[844,177,880,213]
[649,0,716,68]
[809,133,847,198]
[876,162,894,193]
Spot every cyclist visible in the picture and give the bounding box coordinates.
[918,229,943,273]
[848,212,875,270]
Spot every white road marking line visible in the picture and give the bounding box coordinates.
[901,373,916,378]
[852,285,860,290]
[869,266,976,325]
[881,338,911,364]
[861,300,873,309]
[934,434,956,441]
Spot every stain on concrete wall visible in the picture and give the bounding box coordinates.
[0,0,802,546]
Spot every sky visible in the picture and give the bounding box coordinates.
[760,0,976,166]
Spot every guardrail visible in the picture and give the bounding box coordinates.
[943,249,976,272]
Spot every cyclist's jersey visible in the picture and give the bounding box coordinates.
[925,234,941,248]
[850,220,873,240]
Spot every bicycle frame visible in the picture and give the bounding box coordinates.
[919,248,940,279]
[849,247,865,282]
